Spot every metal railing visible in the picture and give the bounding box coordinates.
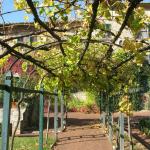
[0,71,65,150]
[99,92,125,150]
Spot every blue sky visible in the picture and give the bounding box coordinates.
[0,0,150,23]
[0,0,34,23]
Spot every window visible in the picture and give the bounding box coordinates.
[136,25,150,40]
[104,24,112,38]
[17,36,37,44]
[30,36,37,43]
[146,54,150,65]
[17,37,24,43]
[105,24,111,31]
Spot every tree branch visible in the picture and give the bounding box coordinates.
[26,0,66,56]
[77,0,100,65]
[101,0,143,61]
[112,44,150,71]
[0,40,57,76]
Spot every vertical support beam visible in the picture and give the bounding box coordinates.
[1,71,12,150]
[105,91,108,127]
[102,112,106,126]
[119,112,124,150]
[128,116,133,150]
[61,89,64,131]
[46,99,50,144]
[65,94,68,127]
[108,113,113,143]
[54,88,58,141]
[100,92,106,127]
[99,92,103,122]
[116,118,120,149]
[39,84,44,150]
[105,92,109,130]
[108,95,112,142]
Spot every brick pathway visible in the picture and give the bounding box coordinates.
[53,112,112,150]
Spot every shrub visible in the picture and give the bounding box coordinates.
[68,91,96,112]
[68,96,84,111]
[139,118,150,136]
[85,92,96,109]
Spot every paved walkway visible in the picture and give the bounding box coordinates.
[53,112,112,150]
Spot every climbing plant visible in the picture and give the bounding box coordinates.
[0,0,149,98]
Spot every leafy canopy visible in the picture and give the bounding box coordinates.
[0,0,149,94]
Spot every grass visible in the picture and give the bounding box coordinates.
[0,136,55,150]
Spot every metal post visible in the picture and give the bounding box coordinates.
[116,118,120,149]
[1,71,12,150]
[102,112,106,126]
[107,94,112,142]
[100,92,106,126]
[61,90,64,131]
[46,99,50,144]
[128,116,133,150]
[108,113,113,142]
[119,112,124,150]
[65,95,68,127]
[39,84,44,150]
[54,88,58,141]
[99,92,103,122]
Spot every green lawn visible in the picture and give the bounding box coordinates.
[0,136,55,150]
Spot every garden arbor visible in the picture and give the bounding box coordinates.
[0,0,150,149]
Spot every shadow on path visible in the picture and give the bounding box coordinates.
[54,112,112,150]
[66,118,99,127]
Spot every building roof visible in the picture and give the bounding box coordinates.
[0,23,35,35]
[139,3,150,10]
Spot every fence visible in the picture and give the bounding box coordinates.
[0,71,65,150]
[99,93,125,150]
[99,91,145,150]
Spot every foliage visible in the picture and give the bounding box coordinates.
[119,95,133,116]
[0,74,5,103]
[130,92,142,111]
[0,90,3,104]
[68,91,96,111]
[0,55,10,68]
[85,91,96,109]
[9,0,149,91]
[68,96,84,111]
[144,100,150,110]
[12,73,38,102]
[139,118,150,136]
[96,92,106,111]
[0,0,149,113]
[139,60,150,92]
